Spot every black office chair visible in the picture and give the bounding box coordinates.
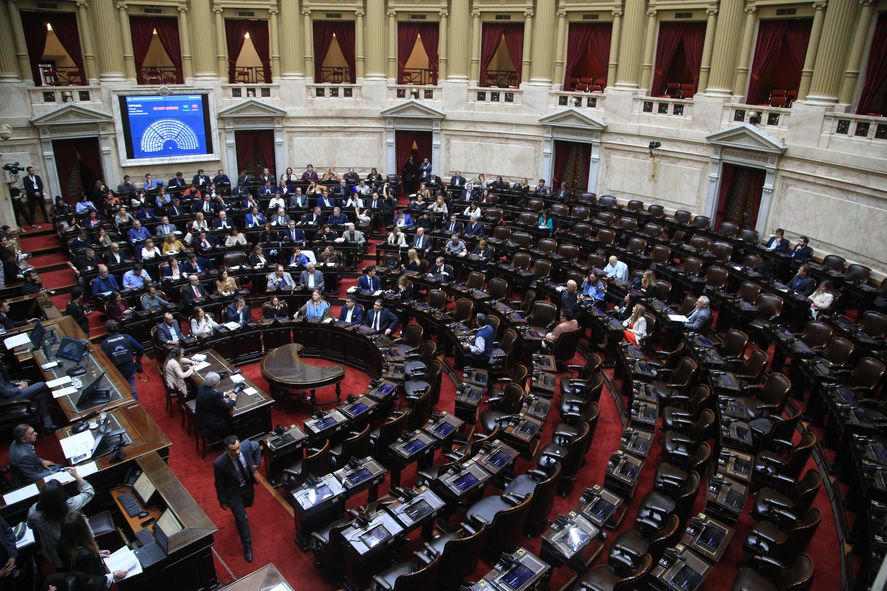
[371,551,440,591]
[427,522,487,591]
[329,424,371,469]
[466,493,533,559]
[502,462,562,535]
[282,440,330,489]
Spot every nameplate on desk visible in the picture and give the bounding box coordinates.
[52,386,78,399]
[3,483,38,505]
[668,314,688,323]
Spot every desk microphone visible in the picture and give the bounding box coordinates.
[72,399,113,431]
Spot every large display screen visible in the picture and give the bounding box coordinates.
[119,94,213,160]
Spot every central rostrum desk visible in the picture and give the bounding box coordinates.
[218,564,293,591]
[109,452,217,591]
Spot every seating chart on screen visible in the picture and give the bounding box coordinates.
[140,119,200,154]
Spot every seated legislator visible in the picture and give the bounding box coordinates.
[471,239,494,262]
[386,226,408,247]
[327,206,348,226]
[215,270,240,296]
[445,235,467,255]
[190,307,219,337]
[429,257,454,282]
[262,296,289,320]
[122,263,151,291]
[300,207,323,227]
[270,207,290,227]
[182,254,212,275]
[579,272,606,305]
[90,265,120,298]
[544,311,580,349]
[763,228,790,253]
[161,233,187,255]
[319,246,342,266]
[1,361,55,431]
[104,292,131,322]
[58,511,129,585]
[140,238,160,262]
[225,229,247,248]
[604,256,629,282]
[412,227,431,253]
[396,276,414,303]
[343,223,367,248]
[223,297,252,326]
[316,224,337,242]
[301,263,325,292]
[182,275,209,305]
[364,299,399,336]
[788,264,817,297]
[212,210,233,232]
[245,207,266,228]
[288,247,309,268]
[358,266,382,291]
[155,216,177,238]
[196,372,237,440]
[465,219,485,237]
[249,245,269,269]
[163,347,196,395]
[338,295,364,325]
[464,313,495,366]
[791,235,813,262]
[443,214,463,235]
[9,424,59,485]
[809,281,835,320]
[394,210,413,229]
[405,249,423,273]
[193,232,217,257]
[156,312,185,347]
[560,280,580,319]
[683,296,713,332]
[622,304,648,345]
[103,242,128,267]
[163,258,184,281]
[267,264,296,291]
[283,220,306,248]
[127,220,150,246]
[296,290,333,321]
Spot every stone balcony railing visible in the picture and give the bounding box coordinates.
[29,86,101,109]
[387,85,442,101]
[550,90,606,111]
[724,103,791,130]
[633,96,694,120]
[468,87,523,106]
[306,83,362,100]
[222,83,278,100]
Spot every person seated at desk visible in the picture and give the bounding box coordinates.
[282,220,306,249]
[561,280,579,318]
[155,189,172,211]
[445,234,467,256]
[192,194,217,216]
[75,195,97,216]
[394,210,413,230]
[544,310,580,349]
[249,245,268,268]
[212,211,234,233]
[463,202,482,221]
[163,346,196,396]
[90,265,120,299]
[140,284,170,311]
[26,469,95,568]
[127,220,150,246]
[94,228,113,250]
[327,206,348,226]
[300,207,323,227]
[71,247,100,281]
[58,511,128,586]
[69,231,94,254]
[788,264,816,297]
[10,424,59,485]
[182,275,209,305]
[155,216,177,238]
[763,228,790,253]
[194,231,217,257]
[225,228,247,248]
[471,239,494,263]
[343,224,367,249]
[338,295,364,324]
[215,270,240,296]
[405,249,423,273]
[263,184,282,202]
[443,214,463,235]
[386,226,407,247]
[622,304,648,345]
[412,227,431,253]
[160,233,186,256]
[156,311,185,347]
[1,357,55,431]
[223,296,251,326]
[578,272,606,307]
[245,207,266,228]
[84,210,102,231]
[196,372,237,440]
[364,299,398,336]
[396,276,414,302]
[809,281,835,320]
[122,263,151,291]
[163,258,184,282]
[214,169,230,186]
[604,255,629,282]
[538,210,555,234]
[20,270,46,295]
[296,290,332,321]
[270,207,290,227]
[190,306,219,337]
[262,296,289,320]
[289,189,309,209]
[317,191,337,209]
[319,246,342,267]
[464,313,495,366]
[288,247,309,269]
[301,262,325,292]
[139,238,160,262]
[316,224,337,242]
[182,254,211,275]
[102,242,127,268]
[683,296,713,332]
[168,171,187,190]
[358,266,382,291]
[429,257,454,282]
[67,288,91,335]
[465,219,485,238]
[343,192,364,209]
[267,264,296,291]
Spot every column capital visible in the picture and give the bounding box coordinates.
[706,5,718,16]
[612,7,623,17]
[744,5,757,14]
[76,0,90,9]
[439,9,448,17]
[386,10,396,17]
[302,8,312,16]
[177,4,188,14]
[354,8,365,17]
[471,10,481,18]
[212,6,222,15]
[646,8,657,17]
[268,8,278,16]
[557,9,567,18]
[524,9,534,18]
[115,1,128,11]
[812,0,828,10]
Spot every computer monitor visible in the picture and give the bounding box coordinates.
[132,471,156,506]
[497,563,535,590]
[88,426,126,460]
[29,321,46,348]
[56,337,89,363]
[156,509,182,536]
[74,374,110,409]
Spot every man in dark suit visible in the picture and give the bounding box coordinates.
[465,220,485,237]
[357,266,381,291]
[214,435,260,562]
[103,242,127,267]
[364,299,398,335]
[212,211,233,232]
[763,228,790,253]
[168,172,187,190]
[223,297,251,325]
[182,275,208,305]
[8,424,57,485]
[156,312,185,347]
[192,195,216,215]
[0,514,19,582]
[193,169,211,187]
[1,360,55,431]
[788,265,816,297]
[444,214,463,235]
[23,166,48,226]
[259,168,274,186]
[182,254,211,275]
[790,235,813,262]
[412,227,431,253]
[338,295,364,324]
[429,257,454,282]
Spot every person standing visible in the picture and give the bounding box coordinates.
[22,167,48,228]
[214,435,261,563]
[100,320,144,400]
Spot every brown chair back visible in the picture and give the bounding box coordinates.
[428,289,447,310]
[466,271,486,291]
[800,321,833,348]
[722,330,749,358]
[703,265,729,290]
[860,311,887,339]
[650,244,671,265]
[647,204,665,218]
[488,277,510,300]
[454,298,474,323]
[528,301,558,328]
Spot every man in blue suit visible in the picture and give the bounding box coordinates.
[363,299,398,336]
[223,297,251,326]
[763,228,790,253]
[156,312,186,347]
[790,235,813,262]
[358,266,382,291]
[464,313,495,367]
[91,265,120,298]
[338,295,364,324]
[465,219,485,237]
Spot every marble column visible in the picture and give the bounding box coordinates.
[190,0,216,78]
[838,0,876,104]
[438,10,448,81]
[530,0,556,84]
[521,9,534,84]
[552,10,567,89]
[269,8,280,80]
[733,6,757,97]
[279,0,302,77]
[365,0,385,79]
[607,6,623,87]
[0,1,18,80]
[807,0,858,103]
[4,0,29,81]
[797,0,827,100]
[707,0,742,94]
[447,0,469,80]
[117,2,136,80]
[303,9,314,81]
[177,4,193,80]
[387,11,397,79]
[75,1,98,82]
[640,9,657,92]
[470,10,481,83]
[91,0,125,79]
[213,5,227,79]
[355,9,365,79]
[615,0,645,88]
[697,5,718,91]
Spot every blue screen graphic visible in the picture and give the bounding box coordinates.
[124,95,209,159]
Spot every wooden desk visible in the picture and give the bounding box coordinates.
[188,349,275,440]
[219,564,293,591]
[261,342,345,407]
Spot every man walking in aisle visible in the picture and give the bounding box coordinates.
[214,435,261,562]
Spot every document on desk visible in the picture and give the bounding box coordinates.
[223,321,242,331]
[243,387,258,396]
[52,386,78,399]
[60,430,95,460]
[104,546,143,580]
[46,376,73,388]
[192,361,211,372]
[668,314,689,323]
[4,483,39,505]
[2,333,31,349]
[191,353,207,362]
[45,470,75,485]
[373,290,383,296]
[230,373,245,384]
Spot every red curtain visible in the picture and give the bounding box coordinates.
[396,131,432,173]
[747,19,812,104]
[249,21,272,83]
[52,138,102,201]
[479,24,505,87]
[20,12,48,85]
[397,23,422,83]
[552,141,590,191]
[715,164,736,229]
[313,21,355,82]
[503,24,523,86]
[857,13,887,115]
[47,13,85,82]
[650,22,706,96]
[21,12,85,85]
[564,24,611,89]
[129,17,155,84]
[153,18,184,84]
[235,130,275,175]
[716,164,765,229]
[420,24,440,84]
[225,20,271,83]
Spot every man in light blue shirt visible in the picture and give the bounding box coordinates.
[122,263,151,290]
[603,256,629,282]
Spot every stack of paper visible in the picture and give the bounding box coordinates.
[668,314,689,322]
[192,361,211,372]
[3,334,31,349]
[103,546,143,579]
[60,430,95,462]
[230,373,245,384]
[191,353,207,362]
[223,321,242,331]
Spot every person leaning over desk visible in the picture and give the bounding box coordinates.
[26,468,94,568]
[196,372,236,440]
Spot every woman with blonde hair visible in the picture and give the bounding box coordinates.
[622,303,648,345]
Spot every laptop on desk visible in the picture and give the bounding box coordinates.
[134,509,181,568]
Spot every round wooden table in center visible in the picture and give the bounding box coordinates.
[260,343,346,408]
